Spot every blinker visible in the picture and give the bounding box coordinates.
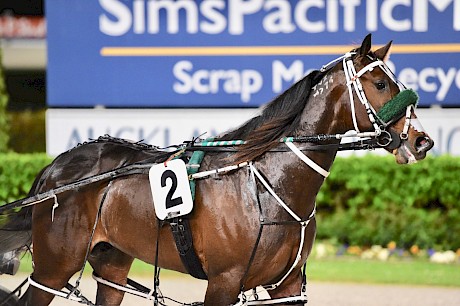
[377,129,401,151]
[376,89,419,125]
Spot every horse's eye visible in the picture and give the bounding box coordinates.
[375,81,387,91]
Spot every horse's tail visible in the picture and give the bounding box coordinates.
[0,202,32,275]
[0,165,50,275]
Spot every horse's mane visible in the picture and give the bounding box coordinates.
[59,134,176,162]
[45,135,175,187]
[218,69,325,163]
[74,135,160,152]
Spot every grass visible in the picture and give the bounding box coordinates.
[307,257,460,287]
[17,254,460,287]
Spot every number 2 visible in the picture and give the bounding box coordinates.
[161,169,183,209]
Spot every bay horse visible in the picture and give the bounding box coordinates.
[0,34,433,305]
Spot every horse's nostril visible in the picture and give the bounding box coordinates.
[416,137,427,147]
[415,136,433,153]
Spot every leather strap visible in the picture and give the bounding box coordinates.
[169,217,207,280]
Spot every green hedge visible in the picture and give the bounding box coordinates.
[316,155,460,250]
[0,50,9,152]
[0,153,52,204]
[0,153,459,250]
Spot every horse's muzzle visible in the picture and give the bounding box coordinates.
[393,133,434,164]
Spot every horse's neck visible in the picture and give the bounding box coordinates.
[259,71,343,219]
[254,150,332,221]
[290,70,342,176]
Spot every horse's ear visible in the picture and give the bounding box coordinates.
[374,40,393,62]
[358,34,372,56]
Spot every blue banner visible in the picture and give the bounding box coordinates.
[47,0,460,107]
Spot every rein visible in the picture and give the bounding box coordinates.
[185,133,388,152]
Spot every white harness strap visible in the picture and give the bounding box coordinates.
[354,60,384,79]
[262,219,309,291]
[285,142,330,178]
[238,162,315,305]
[92,273,157,300]
[250,163,303,222]
[28,275,89,303]
[401,104,417,139]
[343,56,383,136]
[343,57,361,132]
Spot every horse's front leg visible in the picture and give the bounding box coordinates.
[268,271,306,305]
[204,272,242,306]
[268,220,316,305]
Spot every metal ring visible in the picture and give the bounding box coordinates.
[376,130,392,147]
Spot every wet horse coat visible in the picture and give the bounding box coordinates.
[0,35,434,305]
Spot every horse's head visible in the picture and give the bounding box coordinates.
[223,34,433,165]
[332,34,434,164]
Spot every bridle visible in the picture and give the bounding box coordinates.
[319,51,422,150]
[186,52,424,154]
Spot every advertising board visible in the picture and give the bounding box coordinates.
[46,0,460,107]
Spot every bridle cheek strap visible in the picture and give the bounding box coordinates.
[343,56,384,135]
[319,52,413,147]
[400,104,427,140]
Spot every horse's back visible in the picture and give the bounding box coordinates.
[40,137,168,191]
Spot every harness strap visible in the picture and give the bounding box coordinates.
[152,219,161,300]
[285,142,330,178]
[168,217,208,280]
[262,221,309,292]
[250,163,302,222]
[191,162,248,179]
[238,163,315,304]
[344,56,382,135]
[400,104,415,139]
[187,148,207,199]
[235,294,308,306]
[28,276,95,305]
[162,149,208,280]
[343,56,360,132]
[92,273,159,301]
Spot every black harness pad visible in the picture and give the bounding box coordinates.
[160,149,207,280]
[168,216,207,280]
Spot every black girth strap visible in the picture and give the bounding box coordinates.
[161,147,208,280]
[168,217,208,280]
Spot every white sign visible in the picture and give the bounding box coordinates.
[149,159,193,220]
[46,108,257,156]
[46,108,460,157]
[415,107,460,156]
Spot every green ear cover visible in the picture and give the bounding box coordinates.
[376,89,419,123]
